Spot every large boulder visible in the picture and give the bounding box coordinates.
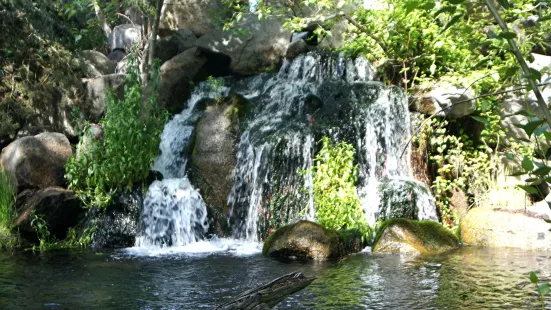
[13,187,86,243]
[154,36,180,64]
[159,0,226,37]
[170,29,197,54]
[461,205,551,251]
[189,95,251,236]
[195,15,291,75]
[84,74,125,121]
[262,220,364,260]
[0,132,72,193]
[372,219,459,255]
[75,50,117,78]
[414,82,476,118]
[378,178,438,222]
[108,24,141,51]
[158,47,208,113]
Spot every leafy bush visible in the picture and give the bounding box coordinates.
[65,49,168,208]
[311,137,373,240]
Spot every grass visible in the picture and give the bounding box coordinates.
[0,169,16,231]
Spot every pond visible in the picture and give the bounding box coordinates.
[1,242,550,309]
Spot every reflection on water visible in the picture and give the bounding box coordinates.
[0,247,550,309]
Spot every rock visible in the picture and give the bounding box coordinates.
[461,206,551,251]
[76,50,116,78]
[262,220,364,260]
[449,187,469,220]
[159,0,226,37]
[500,53,551,146]
[159,47,208,113]
[286,39,309,59]
[115,58,128,74]
[0,132,72,193]
[372,218,459,255]
[195,15,291,75]
[13,187,86,243]
[190,95,251,236]
[319,20,348,50]
[415,82,476,118]
[378,178,438,222]
[108,24,141,52]
[89,187,143,248]
[84,74,125,121]
[154,36,179,64]
[170,29,197,53]
[107,49,126,63]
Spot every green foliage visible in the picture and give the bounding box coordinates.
[65,49,168,208]
[206,76,225,100]
[311,137,373,240]
[29,210,95,251]
[529,271,551,298]
[0,169,16,231]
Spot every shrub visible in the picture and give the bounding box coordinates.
[65,49,168,208]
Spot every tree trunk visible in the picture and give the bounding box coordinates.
[92,0,112,40]
[215,272,315,310]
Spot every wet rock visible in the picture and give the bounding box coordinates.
[109,24,141,51]
[372,219,459,255]
[159,0,226,37]
[461,206,551,251]
[0,132,72,193]
[195,15,291,75]
[154,36,179,64]
[84,74,125,121]
[378,178,437,222]
[262,220,363,260]
[107,49,126,63]
[190,95,251,236]
[75,50,116,78]
[14,187,85,243]
[159,47,208,113]
[286,39,309,60]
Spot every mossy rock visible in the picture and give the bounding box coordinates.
[262,220,364,260]
[372,219,458,255]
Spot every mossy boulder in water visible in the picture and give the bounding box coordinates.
[372,219,458,255]
[262,220,363,260]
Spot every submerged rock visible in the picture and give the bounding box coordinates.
[461,206,551,251]
[0,132,72,193]
[372,219,458,255]
[262,220,363,260]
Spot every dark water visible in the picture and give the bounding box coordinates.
[1,246,550,309]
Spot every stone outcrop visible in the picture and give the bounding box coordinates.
[262,220,364,260]
[414,82,476,118]
[195,15,291,75]
[372,219,459,255]
[75,50,117,78]
[189,95,251,236]
[159,0,226,37]
[0,132,72,193]
[171,29,197,54]
[108,24,141,51]
[461,205,551,251]
[84,74,125,121]
[14,187,86,242]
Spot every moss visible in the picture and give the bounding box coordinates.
[372,218,459,254]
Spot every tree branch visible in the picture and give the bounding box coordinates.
[92,0,112,40]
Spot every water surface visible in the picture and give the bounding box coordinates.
[0,246,550,309]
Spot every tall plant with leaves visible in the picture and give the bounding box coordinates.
[65,48,167,208]
[0,169,16,232]
[311,137,373,240]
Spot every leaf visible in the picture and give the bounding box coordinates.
[499,31,517,40]
[514,119,545,137]
[471,116,490,126]
[433,6,457,17]
[498,0,510,9]
[442,13,463,32]
[522,156,534,171]
[543,131,551,141]
[447,0,465,4]
[530,271,539,284]
[518,185,539,194]
[533,166,551,177]
[505,152,515,160]
[538,283,550,296]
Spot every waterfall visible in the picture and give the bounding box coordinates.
[133,52,437,251]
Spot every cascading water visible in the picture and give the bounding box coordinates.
[132,52,437,253]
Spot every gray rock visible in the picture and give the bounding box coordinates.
[14,187,85,243]
[159,47,208,113]
[0,132,72,193]
[76,123,104,159]
[170,29,197,53]
[76,50,116,78]
[84,74,125,121]
[195,15,291,75]
[107,49,126,63]
[154,36,179,64]
[159,0,226,37]
[286,39,309,59]
[109,24,142,51]
[417,82,476,118]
